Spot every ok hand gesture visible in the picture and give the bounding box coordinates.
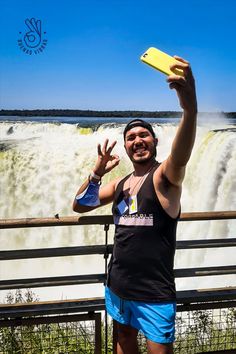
[93,139,120,177]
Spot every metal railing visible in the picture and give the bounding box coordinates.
[0,211,236,353]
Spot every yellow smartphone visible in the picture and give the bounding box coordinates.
[140,47,184,77]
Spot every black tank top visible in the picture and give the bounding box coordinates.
[108,164,178,302]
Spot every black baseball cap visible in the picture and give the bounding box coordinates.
[123,119,156,139]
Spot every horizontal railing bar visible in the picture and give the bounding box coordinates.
[0,298,105,319]
[177,300,236,312]
[0,313,99,328]
[174,265,236,278]
[2,300,235,321]
[0,287,236,319]
[0,274,106,290]
[1,239,236,261]
[0,245,114,261]
[173,286,236,304]
[0,211,236,229]
[180,211,236,221]
[1,265,236,290]
[176,238,236,249]
[0,215,113,229]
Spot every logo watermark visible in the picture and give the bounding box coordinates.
[18,18,48,55]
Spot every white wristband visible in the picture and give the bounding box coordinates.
[90,171,101,181]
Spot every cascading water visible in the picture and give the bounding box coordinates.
[0,117,235,301]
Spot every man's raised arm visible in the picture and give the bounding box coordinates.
[162,56,198,186]
[72,139,120,213]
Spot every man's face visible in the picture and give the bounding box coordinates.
[124,126,157,164]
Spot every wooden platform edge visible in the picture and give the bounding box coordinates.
[0,287,236,319]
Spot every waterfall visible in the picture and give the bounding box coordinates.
[0,118,235,300]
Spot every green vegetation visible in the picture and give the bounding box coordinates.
[0,290,97,353]
[174,309,236,353]
[0,109,182,118]
[1,109,236,118]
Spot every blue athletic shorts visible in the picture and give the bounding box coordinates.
[105,286,176,344]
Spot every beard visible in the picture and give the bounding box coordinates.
[129,145,157,164]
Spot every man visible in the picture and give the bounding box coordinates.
[73,56,197,354]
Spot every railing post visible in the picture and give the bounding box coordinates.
[113,319,118,354]
[104,224,110,281]
[104,224,110,354]
[94,312,102,354]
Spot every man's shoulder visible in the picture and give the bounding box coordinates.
[153,160,181,189]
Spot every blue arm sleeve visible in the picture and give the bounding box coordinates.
[75,181,101,207]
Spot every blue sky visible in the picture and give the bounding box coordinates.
[0,0,236,112]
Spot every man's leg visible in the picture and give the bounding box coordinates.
[115,320,139,354]
[147,340,173,354]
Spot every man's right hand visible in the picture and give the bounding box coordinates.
[93,139,120,177]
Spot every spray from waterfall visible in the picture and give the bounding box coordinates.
[0,117,235,300]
